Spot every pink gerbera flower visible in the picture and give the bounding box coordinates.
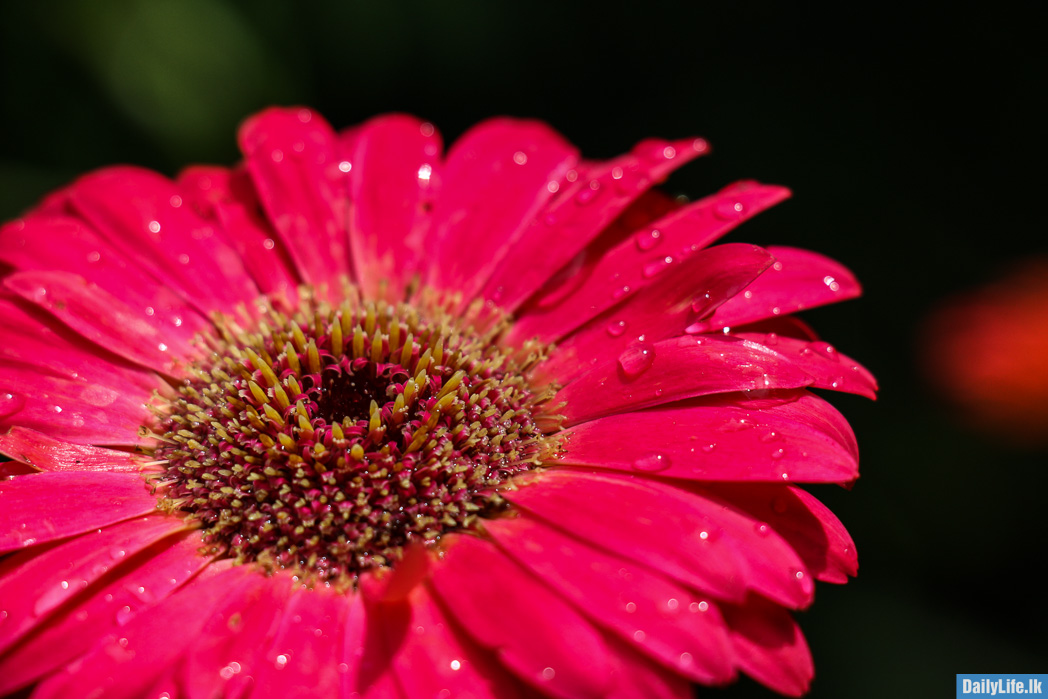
[0,107,875,698]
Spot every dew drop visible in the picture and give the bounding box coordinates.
[633,630,646,642]
[606,320,627,337]
[701,443,716,453]
[417,163,432,182]
[420,122,435,137]
[772,261,783,271]
[611,166,624,180]
[755,522,771,537]
[617,342,656,378]
[542,667,556,681]
[823,275,841,292]
[662,146,677,159]
[698,531,709,540]
[714,201,744,220]
[770,448,784,460]
[546,180,559,193]
[679,652,693,667]
[575,186,598,206]
[116,605,134,625]
[642,256,674,278]
[513,151,528,165]
[759,430,781,443]
[87,251,101,263]
[338,160,352,173]
[148,220,161,234]
[612,285,631,300]
[631,453,671,473]
[449,659,462,671]
[625,601,637,613]
[635,229,661,251]
[0,393,24,418]
[275,654,289,669]
[666,598,679,611]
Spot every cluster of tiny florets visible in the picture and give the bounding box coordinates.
[152,287,558,582]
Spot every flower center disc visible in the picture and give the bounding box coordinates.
[153,287,556,582]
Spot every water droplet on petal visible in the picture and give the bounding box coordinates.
[275,654,289,669]
[606,320,627,337]
[617,342,656,378]
[771,448,784,460]
[759,430,782,443]
[633,629,646,642]
[0,393,24,418]
[679,652,693,667]
[698,531,709,540]
[116,605,135,625]
[631,453,671,473]
[512,151,528,165]
[755,522,771,536]
[625,601,637,613]
[642,256,674,278]
[635,229,661,251]
[148,220,161,234]
[542,667,556,681]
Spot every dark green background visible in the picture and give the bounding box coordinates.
[2,2,1046,696]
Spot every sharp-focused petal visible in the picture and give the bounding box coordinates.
[710,484,858,583]
[0,364,156,446]
[30,562,249,699]
[556,396,858,482]
[425,118,579,297]
[348,114,443,298]
[505,470,812,608]
[67,166,260,312]
[485,137,710,311]
[536,243,774,384]
[239,107,354,287]
[734,331,878,398]
[693,246,862,332]
[554,334,813,426]
[428,534,613,699]
[178,165,301,297]
[0,531,211,696]
[723,595,814,697]
[514,181,790,342]
[0,427,159,473]
[485,514,735,684]
[0,515,187,654]
[5,270,200,376]
[0,471,158,553]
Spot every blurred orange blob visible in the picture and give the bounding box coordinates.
[924,260,1048,443]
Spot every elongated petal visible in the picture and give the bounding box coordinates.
[723,596,814,697]
[239,107,353,287]
[368,585,525,699]
[0,472,157,553]
[245,584,347,699]
[514,181,790,342]
[31,562,251,699]
[0,515,186,654]
[425,118,578,297]
[348,114,443,298]
[505,470,812,608]
[537,243,774,384]
[67,166,259,311]
[348,591,408,699]
[5,270,199,376]
[486,137,709,311]
[0,532,212,696]
[428,534,613,699]
[485,514,735,683]
[178,165,301,297]
[0,216,208,344]
[694,246,861,332]
[554,335,813,426]
[0,427,157,473]
[603,632,697,699]
[0,365,155,446]
[734,331,878,399]
[556,398,858,483]
[710,484,858,583]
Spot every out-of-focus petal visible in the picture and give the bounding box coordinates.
[428,534,613,699]
[723,595,814,697]
[734,331,878,399]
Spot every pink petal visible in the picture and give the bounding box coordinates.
[556,397,858,483]
[734,331,878,398]
[536,243,774,384]
[428,533,613,699]
[239,106,353,287]
[485,513,735,684]
[425,118,578,297]
[67,166,260,312]
[346,591,406,699]
[0,363,155,446]
[484,137,710,311]
[694,246,862,332]
[710,484,858,583]
[0,531,212,696]
[0,471,158,553]
[178,165,301,297]
[31,562,252,699]
[369,585,526,699]
[0,514,186,654]
[554,334,814,426]
[514,181,790,342]
[0,294,167,394]
[505,470,812,608]
[347,114,443,298]
[723,596,814,696]
[5,270,200,377]
[0,427,160,473]
[602,632,696,699]
[245,584,347,699]
[0,215,208,345]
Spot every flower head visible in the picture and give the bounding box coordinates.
[0,107,875,698]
